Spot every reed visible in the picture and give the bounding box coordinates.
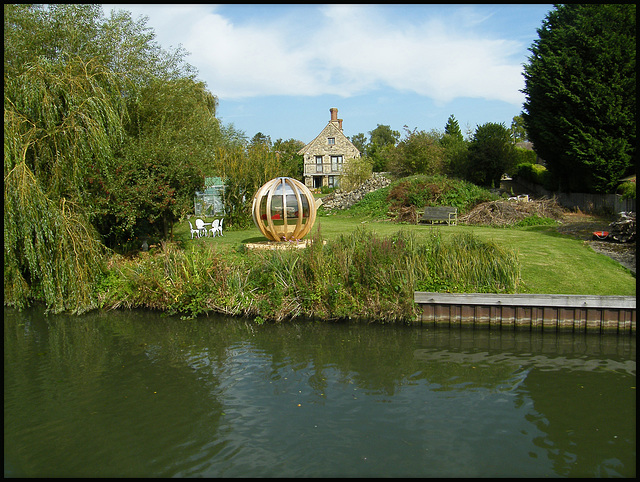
[100,241,232,317]
[98,227,521,322]
[418,232,521,293]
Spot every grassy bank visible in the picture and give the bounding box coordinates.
[175,213,635,297]
[99,226,520,322]
[97,211,635,322]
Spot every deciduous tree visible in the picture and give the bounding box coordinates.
[349,133,368,155]
[510,115,527,144]
[94,77,220,244]
[273,138,305,178]
[387,127,444,178]
[367,124,400,172]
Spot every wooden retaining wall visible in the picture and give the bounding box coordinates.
[414,292,636,334]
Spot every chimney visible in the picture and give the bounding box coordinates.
[338,119,343,130]
[330,107,338,121]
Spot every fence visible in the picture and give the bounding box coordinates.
[501,179,635,213]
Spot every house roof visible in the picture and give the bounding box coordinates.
[205,176,225,187]
[297,108,360,156]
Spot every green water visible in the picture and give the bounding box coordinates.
[4,307,636,477]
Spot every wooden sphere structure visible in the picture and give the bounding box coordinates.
[252,177,321,242]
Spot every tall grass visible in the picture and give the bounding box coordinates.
[100,242,233,317]
[415,231,521,293]
[99,227,520,322]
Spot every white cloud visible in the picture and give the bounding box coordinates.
[185,12,325,98]
[105,4,528,106]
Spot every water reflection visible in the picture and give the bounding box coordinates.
[4,307,636,477]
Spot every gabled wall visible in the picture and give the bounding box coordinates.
[298,108,360,189]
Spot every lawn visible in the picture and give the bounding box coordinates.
[179,213,636,297]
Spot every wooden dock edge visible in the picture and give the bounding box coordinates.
[414,292,636,334]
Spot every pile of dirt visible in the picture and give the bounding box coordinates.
[459,198,565,226]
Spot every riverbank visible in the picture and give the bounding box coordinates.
[92,211,636,323]
[99,228,520,322]
[178,211,636,296]
[6,207,635,321]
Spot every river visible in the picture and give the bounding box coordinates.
[4,307,636,477]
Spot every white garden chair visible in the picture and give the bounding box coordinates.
[209,219,220,237]
[188,221,199,239]
[195,218,208,237]
[214,218,223,237]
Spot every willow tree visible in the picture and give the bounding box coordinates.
[4,55,126,313]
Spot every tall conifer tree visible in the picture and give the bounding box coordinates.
[522,4,636,193]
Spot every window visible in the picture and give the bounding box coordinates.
[315,156,323,173]
[331,155,343,172]
[327,137,335,145]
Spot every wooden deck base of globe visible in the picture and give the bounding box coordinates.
[244,239,326,251]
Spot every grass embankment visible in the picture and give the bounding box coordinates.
[100,226,520,322]
[99,210,635,322]
[181,215,635,296]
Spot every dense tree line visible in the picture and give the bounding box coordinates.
[350,116,528,189]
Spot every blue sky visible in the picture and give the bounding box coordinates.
[102,4,553,143]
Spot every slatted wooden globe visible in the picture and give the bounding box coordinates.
[252,177,321,242]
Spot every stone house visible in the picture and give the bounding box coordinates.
[298,108,360,189]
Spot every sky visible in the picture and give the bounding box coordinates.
[101,4,554,144]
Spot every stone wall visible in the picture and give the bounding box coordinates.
[321,172,392,211]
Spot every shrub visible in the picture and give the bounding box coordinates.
[340,156,374,192]
[513,163,551,187]
[513,147,537,166]
[385,174,496,216]
[98,227,520,322]
[617,181,636,200]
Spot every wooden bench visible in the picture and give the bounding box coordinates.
[419,206,458,225]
